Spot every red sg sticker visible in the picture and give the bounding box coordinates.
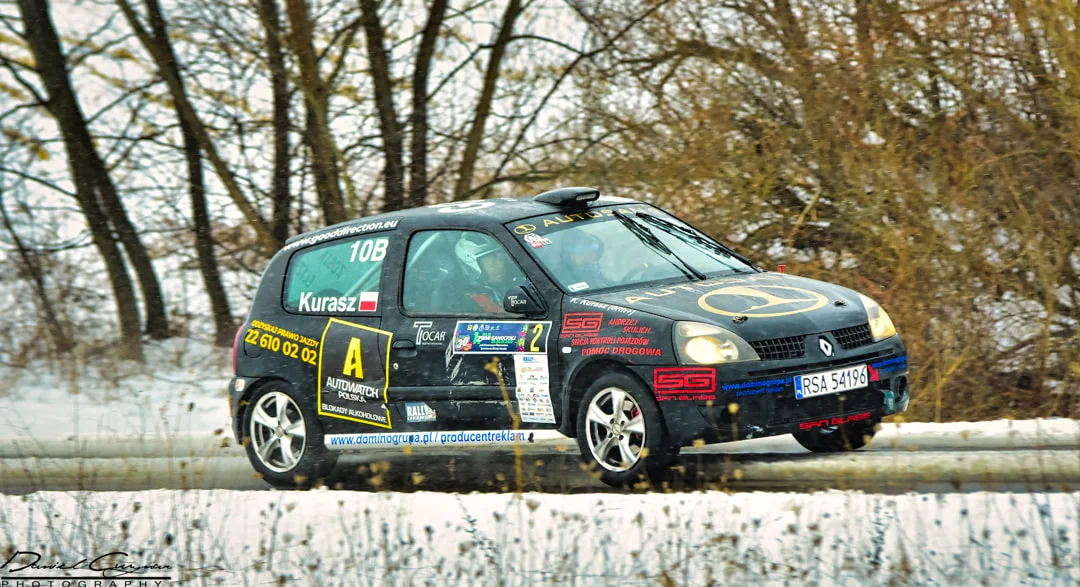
[562,312,604,337]
[653,367,716,395]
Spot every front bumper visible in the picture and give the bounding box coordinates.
[639,334,910,447]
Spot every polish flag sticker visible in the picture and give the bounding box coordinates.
[359,291,379,311]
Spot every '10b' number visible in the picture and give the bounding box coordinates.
[349,238,388,263]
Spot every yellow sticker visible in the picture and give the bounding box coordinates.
[698,285,828,318]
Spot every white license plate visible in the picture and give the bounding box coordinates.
[794,365,869,400]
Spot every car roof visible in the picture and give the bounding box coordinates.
[283,191,639,247]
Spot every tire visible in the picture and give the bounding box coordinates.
[793,417,880,453]
[575,371,676,488]
[243,383,338,488]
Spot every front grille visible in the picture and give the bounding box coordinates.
[832,324,874,350]
[747,349,893,377]
[749,336,805,361]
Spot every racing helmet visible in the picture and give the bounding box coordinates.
[455,232,502,279]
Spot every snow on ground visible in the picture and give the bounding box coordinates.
[0,338,233,444]
[0,488,1077,585]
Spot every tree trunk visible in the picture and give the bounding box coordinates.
[17,0,144,360]
[91,165,170,340]
[359,0,406,212]
[407,0,448,209]
[135,0,235,346]
[284,0,347,225]
[452,0,523,201]
[255,0,293,245]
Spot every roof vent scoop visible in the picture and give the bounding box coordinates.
[533,187,600,206]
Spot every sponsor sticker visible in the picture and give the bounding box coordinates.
[567,297,635,316]
[404,402,437,423]
[513,354,550,384]
[326,429,537,448]
[244,320,319,365]
[720,378,787,398]
[868,356,908,380]
[516,384,556,424]
[318,318,393,428]
[297,291,379,313]
[653,367,717,401]
[568,282,590,292]
[283,219,399,251]
[513,353,555,423]
[798,411,872,431]
[561,312,604,337]
[414,320,449,346]
[523,233,552,248]
[450,321,551,354]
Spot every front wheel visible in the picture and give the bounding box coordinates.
[793,417,880,453]
[243,384,338,487]
[575,372,676,488]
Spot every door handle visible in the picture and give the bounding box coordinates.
[392,340,416,350]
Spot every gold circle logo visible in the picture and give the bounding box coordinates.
[514,224,536,234]
[698,285,828,318]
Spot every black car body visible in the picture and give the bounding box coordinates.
[230,188,910,487]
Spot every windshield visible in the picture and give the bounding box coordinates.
[510,205,755,293]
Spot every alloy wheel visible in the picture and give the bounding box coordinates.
[584,386,646,472]
[249,391,307,473]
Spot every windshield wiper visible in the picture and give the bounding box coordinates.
[612,210,707,281]
[634,212,757,271]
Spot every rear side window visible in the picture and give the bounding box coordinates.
[283,234,389,314]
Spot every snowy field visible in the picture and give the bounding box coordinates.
[3,339,1080,584]
[0,338,234,444]
[1,488,1078,585]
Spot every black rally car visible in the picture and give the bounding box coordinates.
[230,188,910,487]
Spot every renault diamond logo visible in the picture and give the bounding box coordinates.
[818,337,834,357]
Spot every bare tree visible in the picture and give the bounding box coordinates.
[407,0,449,209]
[116,0,235,346]
[452,0,524,201]
[285,0,348,224]
[254,0,293,246]
[358,0,405,212]
[15,0,146,359]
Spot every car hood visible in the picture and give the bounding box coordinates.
[581,273,869,340]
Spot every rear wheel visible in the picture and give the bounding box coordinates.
[243,384,337,487]
[793,417,879,453]
[575,372,675,487]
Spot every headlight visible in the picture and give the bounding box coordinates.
[859,293,897,341]
[674,322,760,364]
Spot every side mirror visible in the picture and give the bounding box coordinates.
[503,284,544,314]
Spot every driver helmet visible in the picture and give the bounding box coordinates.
[455,232,502,280]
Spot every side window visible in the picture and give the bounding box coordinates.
[284,233,390,314]
[403,230,527,315]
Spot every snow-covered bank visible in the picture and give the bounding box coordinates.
[0,338,233,445]
[2,339,1079,462]
[0,489,1077,585]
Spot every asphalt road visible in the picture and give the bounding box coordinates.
[2,431,1078,494]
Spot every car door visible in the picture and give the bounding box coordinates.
[281,229,396,431]
[381,228,557,428]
